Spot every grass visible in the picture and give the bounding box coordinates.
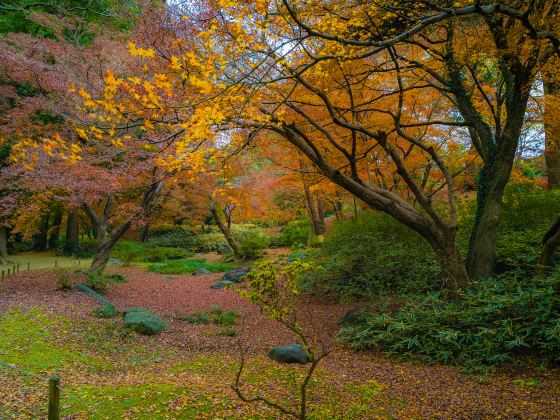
[0,252,91,271]
[148,258,233,275]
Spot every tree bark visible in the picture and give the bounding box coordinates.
[544,79,560,189]
[48,209,63,250]
[140,223,150,242]
[89,221,131,274]
[303,182,323,236]
[0,226,9,264]
[63,209,79,255]
[35,213,49,252]
[210,204,242,260]
[538,214,560,270]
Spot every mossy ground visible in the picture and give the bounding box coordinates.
[0,307,394,419]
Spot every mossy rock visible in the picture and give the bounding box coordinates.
[124,307,168,336]
[268,344,309,365]
[338,307,369,327]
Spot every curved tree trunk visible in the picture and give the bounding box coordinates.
[210,204,242,260]
[544,79,560,190]
[89,222,131,274]
[63,209,79,255]
[538,214,560,271]
[0,226,9,264]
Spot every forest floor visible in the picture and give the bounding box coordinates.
[1,256,559,419]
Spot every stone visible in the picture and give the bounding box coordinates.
[268,344,309,364]
[194,253,205,258]
[220,266,251,283]
[108,258,122,265]
[162,275,175,281]
[193,268,211,276]
[74,283,111,305]
[124,307,168,335]
[93,303,118,318]
[338,307,369,326]
[216,245,232,255]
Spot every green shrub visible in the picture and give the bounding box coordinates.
[55,270,77,292]
[74,239,99,258]
[148,258,232,275]
[147,227,195,248]
[303,211,439,300]
[237,230,269,260]
[341,273,560,373]
[112,241,190,264]
[93,304,118,318]
[210,308,237,326]
[280,220,311,247]
[192,233,229,252]
[185,311,210,324]
[86,273,126,295]
[218,326,237,336]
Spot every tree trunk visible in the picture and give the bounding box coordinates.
[211,205,242,260]
[538,214,560,271]
[0,226,9,264]
[316,199,327,236]
[35,213,49,252]
[466,153,515,280]
[63,209,79,255]
[544,79,560,189]
[48,209,63,250]
[89,222,131,274]
[435,241,470,290]
[303,183,322,236]
[141,223,150,242]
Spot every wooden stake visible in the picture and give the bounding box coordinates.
[48,375,60,420]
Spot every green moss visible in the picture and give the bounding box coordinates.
[0,308,86,372]
[148,258,233,275]
[63,383,213,418]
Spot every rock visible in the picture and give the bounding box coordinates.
[216,245,232,255]
[193,268,211,276]
[108,258,122,265]
[220,266,251,283]
[194,253,205,258]
[338,307,369,326]
[162,275,175,281]
[93,303,118,318]
[124,307,168,335]
[268,344,309,364]
[74,283,111,305]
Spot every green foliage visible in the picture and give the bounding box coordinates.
[218,326,237,336]
[184,311,210,324]
[112,241,190,264]
[93,303,118,318]
[191,232,228,252]
[86,272,125,295]
[55,270,76,291]
[210,307,237,326]
[303,211,439,300]
[280,220,311,247]
[148,258,232,275]
[237,229,270,259]
[341,273,560,373]
[147,226,195,248]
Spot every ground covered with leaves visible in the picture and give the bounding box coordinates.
[1,264,559,419]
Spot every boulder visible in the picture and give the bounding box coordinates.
[210,279,235,289]
[74,283,111,305]
[216,245,232,255]
[268,344,309,365]
[162,275,175,281]
[124,307,168,335]
[108,258,122,266]
[338,307,369,327]
[193,268,211,276]
[93,303,118,318]
[221,266,251,283]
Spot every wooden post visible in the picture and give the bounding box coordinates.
[54,260,58,268]
[27,262,30,271]
[48,375,60,420]
[13,265,16,275]
[1,270,4,280]
[7,268,10,277]
[17,264,20,273]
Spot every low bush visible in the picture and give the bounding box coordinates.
[148,258,233,275]
[93,303,118,318]
[280,220,310,247]
[112,241,190,264]
[302,211,439,300]
[341,273,560,374]
[237,230,269,260]
[55,270,79,291]
[147,226,195,248]
[86,273,126,295]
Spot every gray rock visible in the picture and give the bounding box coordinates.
[74,283,111,305]
[162,275,175,281]
[268,344,309,364]
[220,266,251,283]
[193,268,211,276]
[194,253,205,258]
[338,307,369,326]
[216,245,232,255]
[108,258,122,265]
[124,307,168,335]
